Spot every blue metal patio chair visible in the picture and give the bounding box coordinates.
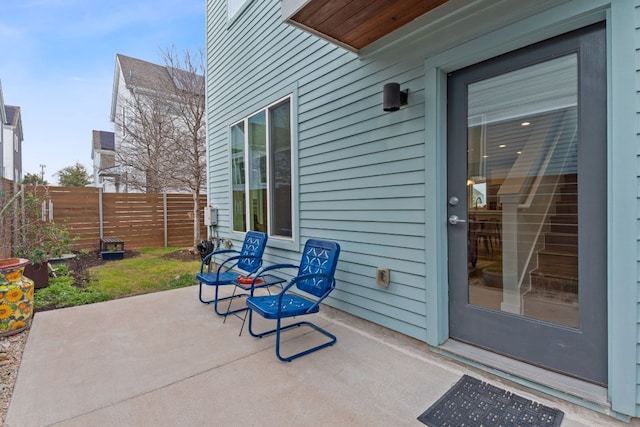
[245,239,341,362]
[197,231,268,316]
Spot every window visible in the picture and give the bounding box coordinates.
[231,96,292,238]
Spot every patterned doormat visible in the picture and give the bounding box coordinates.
[418,375,564,426]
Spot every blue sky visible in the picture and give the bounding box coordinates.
[0,0,205,184]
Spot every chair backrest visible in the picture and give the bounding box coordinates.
[237,231,268,274]
[296,239,341,297]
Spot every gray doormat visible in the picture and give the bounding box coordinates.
[418,375,564,426]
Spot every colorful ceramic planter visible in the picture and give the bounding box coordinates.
[0,258,34,336]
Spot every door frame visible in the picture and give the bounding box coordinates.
[422,0,636,415]
[447,22,606,384]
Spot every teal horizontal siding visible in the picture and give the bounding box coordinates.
[300,183,426,202]
[207,0,429,340]
[328,298,428,341]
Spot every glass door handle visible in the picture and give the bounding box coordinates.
[448,215,467,225]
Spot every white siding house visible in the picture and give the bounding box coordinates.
[90,130,118,192]
[2,104,23,182]
[109,54,206,194]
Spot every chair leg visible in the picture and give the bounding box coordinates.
[275,319,337,362]
[247,309,275,338]
[199,282,245,315]
[222,286,249,325]
[198,281,217,304]
[247,310,337,362]
[247,309,300,338]
[237,308,251,336]
[212,285,247,317]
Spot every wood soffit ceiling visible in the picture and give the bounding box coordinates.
[289,0,451,51]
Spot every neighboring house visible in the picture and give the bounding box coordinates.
[110,54,205,194]
[2,104,23,183]
[90,130,118,192]
[206,0,639,422]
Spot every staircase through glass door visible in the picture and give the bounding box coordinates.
[466,54,579,328]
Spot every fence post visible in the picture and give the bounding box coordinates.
[98,187,104,241]
[163,192,168,248]
[16,184,23,253]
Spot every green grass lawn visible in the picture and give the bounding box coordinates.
[35,247,201,311]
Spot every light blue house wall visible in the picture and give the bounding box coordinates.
[206,0,639,419]
[206,0,430,340]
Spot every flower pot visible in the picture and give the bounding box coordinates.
[23,262,49,289]
[0,258,34,337]
[48,253,77,265]
[101,251,124,261]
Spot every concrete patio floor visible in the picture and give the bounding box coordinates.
[5,285,632,426]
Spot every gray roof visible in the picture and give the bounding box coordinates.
[117,54,175,93]
[111,54,204,121]
[167,66,205,94]
[5,105,19,126]
[4,105,23,140]
[117,54,204,95]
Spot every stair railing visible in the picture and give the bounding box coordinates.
[496,109,577,314]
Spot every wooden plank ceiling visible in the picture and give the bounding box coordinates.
[290,0,451,51]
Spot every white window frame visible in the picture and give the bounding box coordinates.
[230,95,294,240]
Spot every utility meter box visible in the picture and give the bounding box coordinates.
[204,206,218,226]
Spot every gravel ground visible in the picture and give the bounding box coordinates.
[0,329,29,426]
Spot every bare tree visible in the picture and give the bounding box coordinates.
[113,50,206,248]
[115,87,178,193]
[161,47,207,249]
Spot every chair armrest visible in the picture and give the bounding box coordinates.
[277,273,336,314]
[244,264,298,293]
[217,254,263,277]
[257,263,299,274]
[200,249,239,273]
[304,278,336,313]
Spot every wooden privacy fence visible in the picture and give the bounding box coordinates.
[0,179,207,256]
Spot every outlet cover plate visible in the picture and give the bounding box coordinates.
[376,267,390,287]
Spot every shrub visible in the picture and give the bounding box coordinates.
[34,273,110,311]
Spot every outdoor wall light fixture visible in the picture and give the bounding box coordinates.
[383,82,408,112]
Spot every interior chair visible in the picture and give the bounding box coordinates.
[468,215,479,268]
[245,239,341,362]
[476,218,501,256]
[197,231,268,316]
[486,218,501,248]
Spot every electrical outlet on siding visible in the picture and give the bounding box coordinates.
[376,267,390,287]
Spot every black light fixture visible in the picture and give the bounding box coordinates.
[383,82,408,112]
